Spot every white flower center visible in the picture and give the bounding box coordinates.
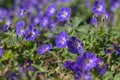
[61,11,68,18]
[50,8,55,13]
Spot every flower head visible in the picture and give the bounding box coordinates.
[67,36,83,54]
[57,7,71,21]
[110,0,120,12]
[76,52,98,71]
[95,58,107,76]
[46,4,57,16]
[55,31,68,48]
[24,25,39,41]
[16,20,25,36]
[40,17,49,29]
[92,0,106,15]
[90,17,98,27]
[18,9,25,18]
[37,44,52,55]
[63,61,75,70]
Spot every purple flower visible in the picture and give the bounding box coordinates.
[67,36,83,54]
[76,52,98,71]
[24,25,39,41]
[18,9,25,18]
[92,0,106,15]
[46,4,57,17]
[57,7,71,21]
[95,58,107,76]
[0,48,3,58]
[48,19,57,31]
[90,17,98,27]
[37,44,52,55]
[110,0,120,12]
[40,17,49,29]
[63,61,75,70]
[2,24,9,32]
[55,31,69,48]
[16,20,25,36]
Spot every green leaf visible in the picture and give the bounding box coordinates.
[102,71,113,80]
[114,73,120,80]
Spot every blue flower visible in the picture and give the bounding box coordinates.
[49,19,56,31]
[90,17,98,27]
[110,0,120,12]
[2,24,9,32]
[57,7,71,21]
[18,9,25,18]
[95,58,107,76]
[55,31,68,48]
[40,17,49,29]
[16,20,25,36]
[37,44,52,55]
[0,48,3,58]
[67,36,83,54]
[46,4,57,17]
[76,52,98,71]
[92,0,106,15]
[24,25,39,41]
[63,61,75,70]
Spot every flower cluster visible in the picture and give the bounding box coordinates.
[64,48,107,80]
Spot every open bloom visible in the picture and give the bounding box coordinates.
[67,36,83,54]
[40,16,49,29]
[95,58,107,76]
[92,0,106,15]
[55,31,68,48]
[16,20,25,36]
[37,44,52,55]
[46,4,57,16]
[24,25,39,41]
[76,52,98,71]
[57,7,71,21]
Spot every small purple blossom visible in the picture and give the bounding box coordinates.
[92,0,106,15]
[18,9,25,18]
[37,44,52,55]
[63,61,75,70]
[95,58,107,76]
[110,0,120,12]
[90,17,98,27]
[24,25,39,41]
[55,31,69,48]
[2,24,9,32]
[40,17,49,29]
[16,20,25,36]
[46,4,57,17]
[67,36,83,54]
[76,52,98,71]
[57,7,71,21]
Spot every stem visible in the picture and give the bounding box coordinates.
[80,66,85,80]
[107,54,111,65]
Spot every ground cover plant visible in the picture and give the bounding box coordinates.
[0,0,120,80]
